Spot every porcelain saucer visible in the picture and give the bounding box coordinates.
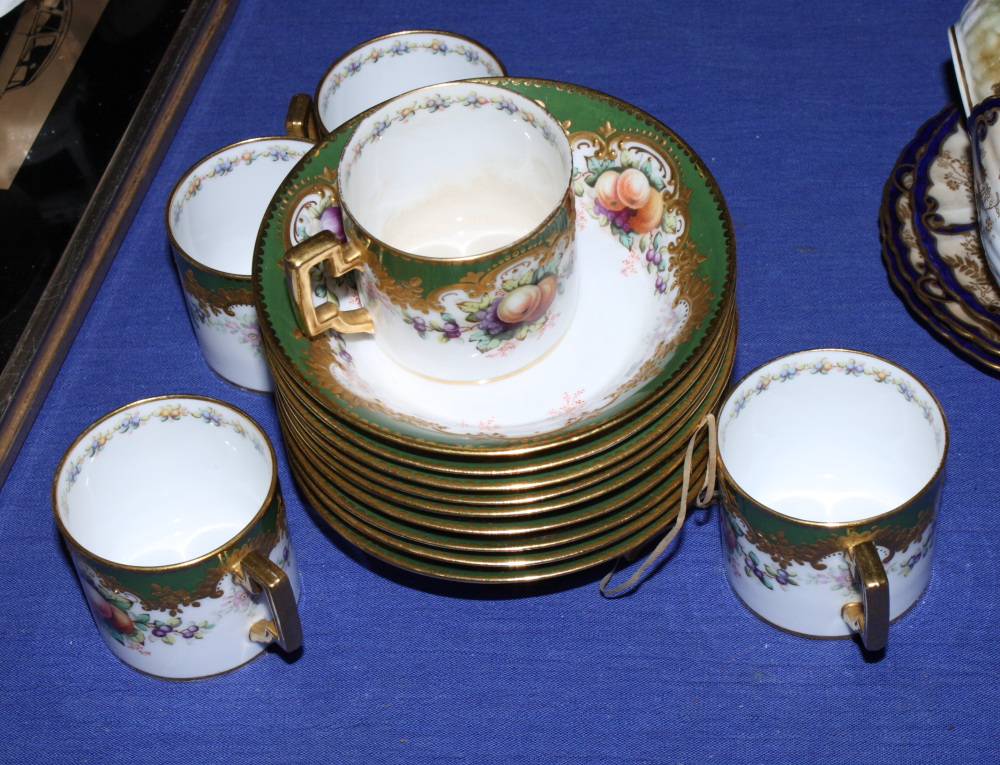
[912,104,1000,350]
[285,415,707,546]
[881,103,1000,370]
[255,78,734,453]
[281,356,725,520]
[287,433,706,566]
[268,306,733,493]
[265,298,734,475]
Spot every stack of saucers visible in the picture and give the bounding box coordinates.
[881,102,1000,372]
[252,78,737,583]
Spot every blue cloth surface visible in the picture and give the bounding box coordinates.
[0,1,993,761]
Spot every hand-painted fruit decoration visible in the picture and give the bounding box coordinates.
[576,144,680,296]
[496,284,542,323]
[402,205,572,353]
[83,580,113,619]
[629,191,664,235]
[107,604,136,635]
[616,168,651,209]
[523,274,558,323]
[594,170,624,210]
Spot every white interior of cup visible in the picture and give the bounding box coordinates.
[56,398,274,567]
[316,32,504,133]
[340,83,572,259]
[719,351,946,524]
[168,138,314,275]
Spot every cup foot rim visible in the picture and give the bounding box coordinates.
[106,645,267,681]
[723,569,931,641]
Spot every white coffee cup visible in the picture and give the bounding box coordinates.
[53,395,302,679]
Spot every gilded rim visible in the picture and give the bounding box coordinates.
[882,210,1000,371]
[270,316,733,495]
[880,199,1000,370]
[279,353,727,515]
[252,77,737,457]
[166,135,316,280]
[285,373,722,521]
[265,305,735,474]
[716,348,949,532]
[51,394,279,573]
[903,107,1000,356]
[312,29,508,136]
[263,298,736,467]
[278,374,707,506]
[294,465,695,583]
[289,436,706,562]
[285,412,708,540]
[265,302,738,478]
[111,646,267,682]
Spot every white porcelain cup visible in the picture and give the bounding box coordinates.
[716,350,947,651]
[52,395,302,680]
[284,82,578,384]
[167,136,316,392]
[287,30,505,140]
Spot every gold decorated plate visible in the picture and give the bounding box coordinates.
[272,314,732,504]
[254,78,734,457]
[281,359,723,526]
[286,416,706,547]
[880,102,1000,371]
[288,434,706,564]
[290,451,702,582]
[266,302,735,487]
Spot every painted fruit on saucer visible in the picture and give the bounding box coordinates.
[254,78,734,449]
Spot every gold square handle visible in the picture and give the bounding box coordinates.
[285,93,320,141]
[284,229,374,337]
[841,540,889,651]
[232,549,303,653]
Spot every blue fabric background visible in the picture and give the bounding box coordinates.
[1,1,993,761]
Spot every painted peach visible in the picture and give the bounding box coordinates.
[617,168,650,209]
[83,580,113,619]
[595,170,623,211]
[496,284,542,324]
[629,191,664,235]
[107,605,135,635]
[523,275,558,323]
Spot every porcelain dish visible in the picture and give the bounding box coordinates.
[880,102,1000,370]
[265,300,734,488]
[254,78,735,456]
[264,297,734,478]
[281,353,728,521]
[255,78,736,582]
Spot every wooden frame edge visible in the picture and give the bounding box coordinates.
[0,0,241,487]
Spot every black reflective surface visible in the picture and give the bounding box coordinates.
[0,1,188,367]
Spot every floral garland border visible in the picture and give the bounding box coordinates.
[723,356,944,448]
[343,90,559,181]
[172,144,308,225]
[61,402,267,504]
[319,38,501,114]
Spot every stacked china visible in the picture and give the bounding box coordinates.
[251,36,736,583]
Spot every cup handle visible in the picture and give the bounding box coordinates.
[232,549,303,653]
[284,229,374,337]
[841,541,889,651]
[286,93,320,140]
